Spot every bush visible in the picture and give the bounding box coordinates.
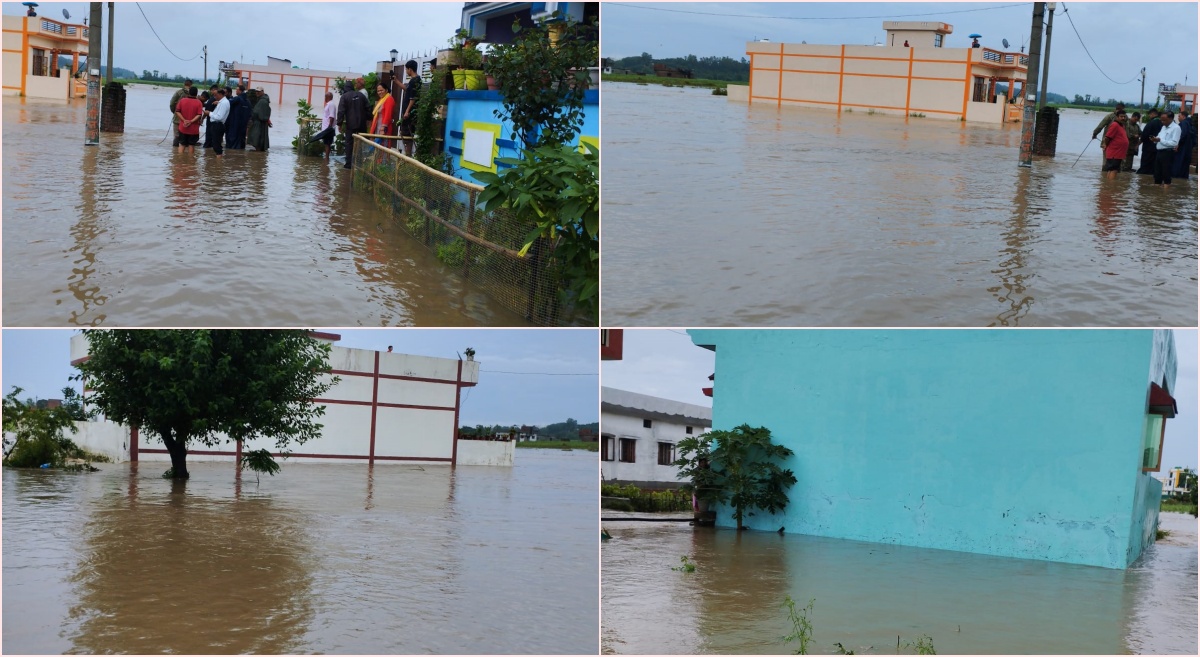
[600,483,692,512]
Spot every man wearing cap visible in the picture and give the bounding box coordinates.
[206,87,230,157]
[169,79,194,148]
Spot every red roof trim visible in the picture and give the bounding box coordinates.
[1149,382,1178,418]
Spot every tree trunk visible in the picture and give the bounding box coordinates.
[159,428,190,479]
[735,507,744,530]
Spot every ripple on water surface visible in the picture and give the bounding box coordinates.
[2,88,528,326]
[601,83,1198,327]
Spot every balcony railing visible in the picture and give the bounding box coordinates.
[979,48,1027,70]
[35,18,88,42]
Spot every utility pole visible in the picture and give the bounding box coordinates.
[1018,2,1045,168]
[1140,68,1146,108]
[203,45,207,85]
[1038,2,1055,109]
[85,2,102,145]
[104,2,113,85]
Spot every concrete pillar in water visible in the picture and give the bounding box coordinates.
[1018,3,1046,167]
[1033,106,1059,156]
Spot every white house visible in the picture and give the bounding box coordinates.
[601,386,711,489]
[67,332,512,467]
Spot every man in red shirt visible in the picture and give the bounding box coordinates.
[174,87,205,155]
[1102,110,1129,179]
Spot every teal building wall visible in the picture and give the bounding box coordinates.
[687,330,1175,569]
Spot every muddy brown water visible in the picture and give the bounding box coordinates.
[3,450,598,654]
[2,86,527,326]
[601,511,1197,654]
[601,83,1197,327]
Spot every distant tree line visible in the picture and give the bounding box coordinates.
[605,52,750,82]
[459,418,599,439]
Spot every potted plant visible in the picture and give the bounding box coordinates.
[464,347,476,361]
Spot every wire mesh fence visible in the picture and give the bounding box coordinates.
[350,134,591,326]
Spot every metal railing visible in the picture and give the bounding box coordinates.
[349,134,587,326]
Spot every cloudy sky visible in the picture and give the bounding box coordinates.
[602,2,1198,102]
[3,2,464,78]
[603,329,1199,471]
[1,329,599,427]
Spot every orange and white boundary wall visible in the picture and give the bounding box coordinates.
[224,60,348,108]
[732,41,1029,124]
[66,332,513,467]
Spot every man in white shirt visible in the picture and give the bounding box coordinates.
[322,91,338,159]
[1151,111,1180,186]
[207,88,231,157]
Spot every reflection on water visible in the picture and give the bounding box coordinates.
[2,88,527,326]
[601,512,1197,654]
[4,450,598,654]
[601,83,1197,326]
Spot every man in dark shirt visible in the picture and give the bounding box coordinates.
[1136,108,1162,175]
[337,81,369,169]
[400,60,423,157]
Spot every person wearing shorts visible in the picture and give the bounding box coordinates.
[1102,110,1128,180]
[175,86,204,154]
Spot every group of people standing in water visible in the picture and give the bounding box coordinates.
[170,79,273,155]
[1094,102,1196,186]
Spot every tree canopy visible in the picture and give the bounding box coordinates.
[73,330,337,479]
[2,386,81,468]
[675,424,797,530]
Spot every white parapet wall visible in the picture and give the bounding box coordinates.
[67,333,502,466]
[457,439,515,466]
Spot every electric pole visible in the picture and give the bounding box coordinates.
[1018,2,1045,168]
[203,45,207,85]
[1140,68,1146,108]
[104,2,113,85]
[1038,2,1055,109]
[85,2,102,145]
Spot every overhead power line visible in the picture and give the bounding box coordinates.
[607,2,1028,21]
[1060,3,1139,85]
[135,2,203,62]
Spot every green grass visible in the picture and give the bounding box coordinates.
[1160,499,1198,514]
[602,73,747,90]
[515,440,598,451]
[601,483,692,512]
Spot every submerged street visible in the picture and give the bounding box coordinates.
[2,88,527,326]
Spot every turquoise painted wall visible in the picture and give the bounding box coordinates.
[444,89,599,185]
[687,330,1173,569]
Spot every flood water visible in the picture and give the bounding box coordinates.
[601,83,1198,327]
[3,449,597,654]
[2,87,526,326]
[601,511,1197,654]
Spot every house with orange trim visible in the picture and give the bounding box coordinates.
[728,21,1029,124]
[2,14,90,99]
[220,56,351,108]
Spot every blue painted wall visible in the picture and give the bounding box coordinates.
[444,89,599,185]
[686,329,1175,569]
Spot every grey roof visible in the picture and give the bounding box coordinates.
[601,386,712,427]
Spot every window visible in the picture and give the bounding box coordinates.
[619,438,637,463]
[933,33,944,47]
[686,426,694,435]
[601,436,614,462]
[1142,414,1165,472]
[972,77,987,103]
[658,442,676,466]
[31,49,46,77]
[643,419,652,428]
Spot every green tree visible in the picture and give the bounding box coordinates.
[2,386,80,468]
[60,386,96,421]
[72,330,337,480]
[484,18,598,148]
[674,424,797,529]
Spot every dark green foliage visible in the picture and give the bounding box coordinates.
[436,238,467,267]
[674,424,797,529]
[414,67,449,168]
[607,52,750,82]
[484,19,598,148]
[293,99,326,157]
[601,483,691,512]
[240,448,282,482]
[475,142,599,320]
[72,330,337,480]
[2,386,81,468]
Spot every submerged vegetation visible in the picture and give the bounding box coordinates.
[671,555,696,573]
[783,596,937,655]
[601,483,691,512]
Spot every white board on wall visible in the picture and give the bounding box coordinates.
[463,127,495,168]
